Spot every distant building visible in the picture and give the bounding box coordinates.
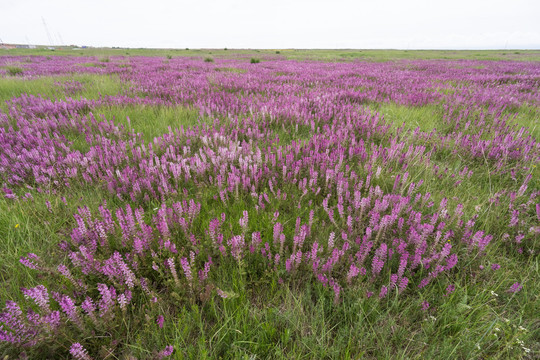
[1,44,36,49]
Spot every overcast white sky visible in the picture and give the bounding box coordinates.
[1,0,539,49]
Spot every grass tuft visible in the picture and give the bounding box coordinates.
[4,66,24,76]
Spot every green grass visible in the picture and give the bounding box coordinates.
[512,105,540,140]
[2,188,537,358]
[374,101,540,239]
[214,67,247,74]
[2,47,540,62]
[78,244,540,359]
[96,104,204,143]
[377,103,443,132]
[0,187,112,304]
[2,66,24,76]
[0,54,539,359]
[0,73,128,110]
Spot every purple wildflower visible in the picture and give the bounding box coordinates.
[156,315,165,329]
[70,343,92,360]
[379,286,388,299]
[156,345,174,359]
[508,282,523,293]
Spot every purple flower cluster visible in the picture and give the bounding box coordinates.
[1,54,537,357]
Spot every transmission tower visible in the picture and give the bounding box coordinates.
[42,17,54,45]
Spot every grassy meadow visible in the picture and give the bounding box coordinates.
[2,47,540,62]
[0,50,538,359]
